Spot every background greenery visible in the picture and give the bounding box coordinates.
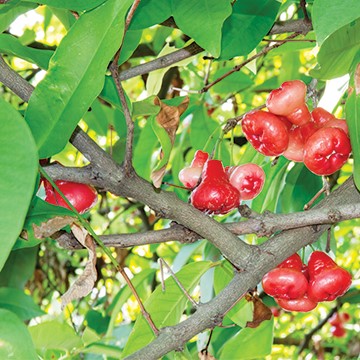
[0,0,359,359]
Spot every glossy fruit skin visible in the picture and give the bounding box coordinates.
[227,163,265,200]
[179,150,209,188]
[303,127,351,176]
[311,107,349,135]
[44,180,98,214]
[242,110,290,156]
[266,80,311,125]
[277,253,303,270]
[190,160,240,214]
[283,122,318,162]
[307,251,352,302]
[275,294,318,312]
[262,267,308,300]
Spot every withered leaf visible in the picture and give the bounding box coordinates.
[33,216,75,239]
[61,224,97,309]
[151,96,189,188]
[245,293,272,328]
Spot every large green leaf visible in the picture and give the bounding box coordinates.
[312,0,360,45]
[25,0,133,158]
[252,157,288,213]
[219,319,274,359]
[280,163,323,213]
[29,320,83,353]
[310,19,360,80]
[345,91,360,190]
[122,261,214,357]
[0,287,45,320]
[0,34,53,69]
[220,0,281,60]
[26,0,107,11]
[0,98,38,271]
[0,309,38,359]
[172,0,232,57]
[0,247,38,288]
[0,1,36,33]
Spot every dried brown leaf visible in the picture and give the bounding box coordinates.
[33,216,75,239]
[154,96,189,143]
[151,164,167,188]
[245,293,272,328]
[61,224,97,309]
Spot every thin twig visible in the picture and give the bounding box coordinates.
[262,38,315,43]
[201,33,301,93]
[158,258,199,308]
[109,0,142,172]
[299,0,311,23]
[117,264,159,335]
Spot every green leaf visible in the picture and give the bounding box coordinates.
[0,247,38,289]
[211,67,254,94]
[81,342,123,357]
[83,99,111,136]
[0,98,38,271]
[220,0,281,59]
[214,261,253,327]
[312,0,360,45]
[25,0,133,158]
[129,0,172,30]
[280,163,323,213]
[0,1,37,33]
[0,309,38,360]
[219,319,274,359]
[345,91,360,190]
[151,116,173,171]
[172,0,232,57]
[0,34,53,69]
[122,261,214,357]
[0,287,45,321]
[29,320,83,353]
[25,0,107,11]
[310,19,360,80]
[252,157,288,213]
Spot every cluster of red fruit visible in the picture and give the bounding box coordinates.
[262,251,352,312]
[328,311,351,338]
[242,80,352,176]
[43,179,98,214]
[178,150,265,214]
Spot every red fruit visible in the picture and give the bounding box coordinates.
[262,267,308,300]
[312,107,349,135]
[190,160,240,215]
[276,294,318,312]
[179,150,209,188]
[330,324,346,338]
[277,253,303,271]
[283,126,304,162]
[303,127,351,176]
[242,110,290,156]
[266,80,311,126]
[227,163,265,200]
[307,251,352,302]
[44,180,98,214]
